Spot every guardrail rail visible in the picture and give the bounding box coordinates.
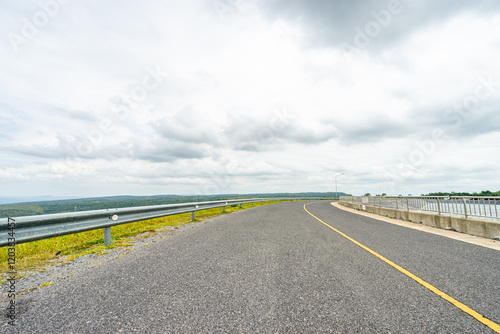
[0,197,330,247]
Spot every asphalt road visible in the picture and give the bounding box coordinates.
[3,201,500,333]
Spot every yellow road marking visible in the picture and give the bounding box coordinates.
[304,202,500,333]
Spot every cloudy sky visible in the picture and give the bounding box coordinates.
[1,0,500,199]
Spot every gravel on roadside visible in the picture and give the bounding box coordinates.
[0,218,213,302]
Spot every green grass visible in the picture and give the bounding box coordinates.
[39,281,55,288]
[0,200,281,276]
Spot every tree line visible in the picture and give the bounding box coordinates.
[359,191,500,197]
[422,190,500,197]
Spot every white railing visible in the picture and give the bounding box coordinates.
[340,196,500,221]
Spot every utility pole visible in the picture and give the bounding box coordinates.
[335,173,344,199]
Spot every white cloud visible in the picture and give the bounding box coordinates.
[0,1,499,198]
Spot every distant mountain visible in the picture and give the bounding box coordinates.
[0,192,345,218]
[0,196,80,205]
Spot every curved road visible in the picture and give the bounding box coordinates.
[4,201,500,333]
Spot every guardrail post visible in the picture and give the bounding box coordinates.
[239,203,242,208]
[104,227,111,246]
[406,197,409,211]
[463,198,468,219]
[437,198,441,215]
[0,198,338,247]
[223,206,225,212]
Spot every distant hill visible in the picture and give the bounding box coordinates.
[0,195,80,205]
[0,192,346,218]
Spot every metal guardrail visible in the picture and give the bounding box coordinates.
[0,197,330,247]
[340,196,500,221]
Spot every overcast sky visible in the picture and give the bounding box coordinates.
[1,0,500,198]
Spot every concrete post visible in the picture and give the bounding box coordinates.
[463,198,468,219]
[104,227,111,246]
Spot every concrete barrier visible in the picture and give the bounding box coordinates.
[339,201,500,240]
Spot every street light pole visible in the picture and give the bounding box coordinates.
[335,173,344,199]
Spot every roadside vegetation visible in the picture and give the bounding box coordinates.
[361,191,500,197]
[0,201,283,277]
[422,190,500,197]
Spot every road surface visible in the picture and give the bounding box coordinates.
[3,201,500,333]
